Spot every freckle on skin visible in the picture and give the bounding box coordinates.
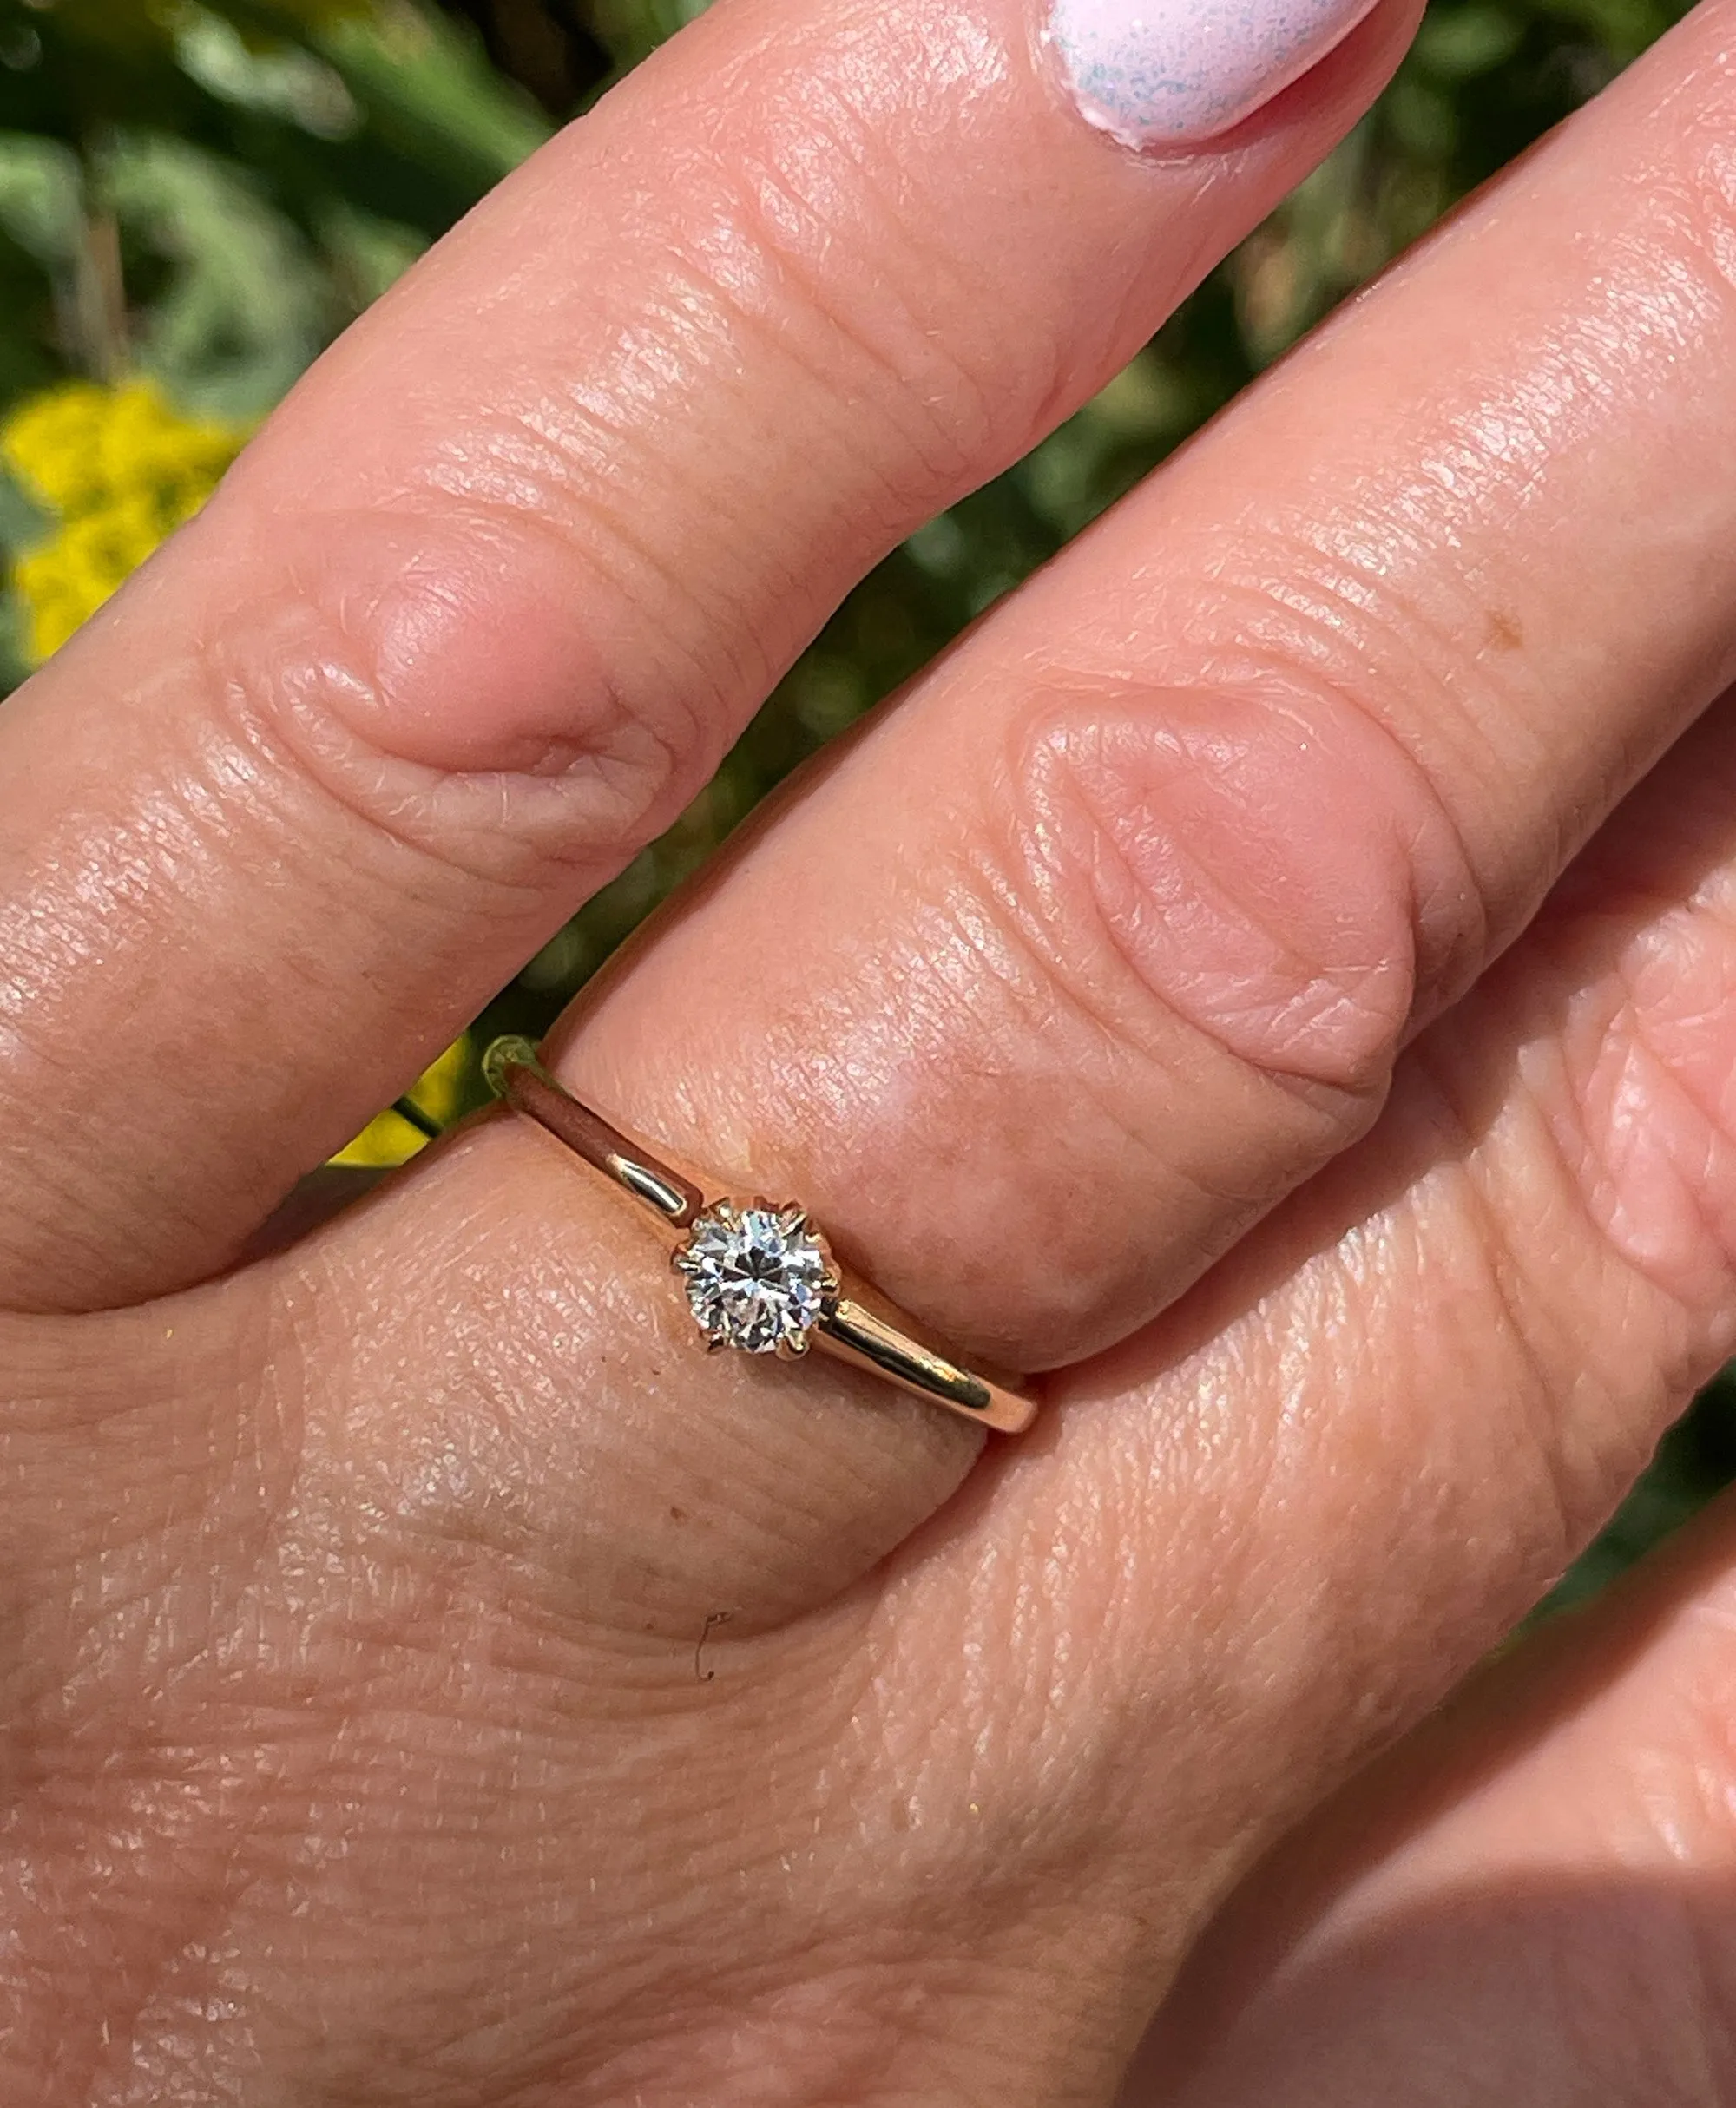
[1487,609,1524,650]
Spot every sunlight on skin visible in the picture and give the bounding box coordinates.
[13,0,1736,2102]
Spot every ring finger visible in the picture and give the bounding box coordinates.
[551,0,1736,1384]
[273,0,1736,1642]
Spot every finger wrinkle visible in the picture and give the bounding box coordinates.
[719,118,1002,485]
[201,554,699,894]
[1536,910,1736,1327]
[231,481,722,824]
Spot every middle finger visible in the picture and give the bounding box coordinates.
[0,0,1409,1313]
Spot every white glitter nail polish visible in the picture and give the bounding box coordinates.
[1049,0,1383,148]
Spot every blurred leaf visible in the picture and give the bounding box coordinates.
[311,0,549,188]
[102,129,327,413]
[317,195,426,305]
[0,129,82,268]
[172,5,361,139]
[0,460,46,546]
[1413,4,1524,77]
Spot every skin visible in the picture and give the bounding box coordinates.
[10,0,1736,2096]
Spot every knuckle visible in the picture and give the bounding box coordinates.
[192,489,714,890]
[1532,879,1736,1322]
[181,0,1115,901]
[992,668,1483,1105]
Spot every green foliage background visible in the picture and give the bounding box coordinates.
[0,0,1721,1606]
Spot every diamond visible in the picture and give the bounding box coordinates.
[673,1200,836,1355]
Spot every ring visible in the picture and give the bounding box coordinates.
[483,1038,1036,1435]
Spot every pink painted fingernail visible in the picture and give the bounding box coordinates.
[1049,0,1383,148]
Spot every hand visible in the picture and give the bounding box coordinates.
[7,0,1736,2098]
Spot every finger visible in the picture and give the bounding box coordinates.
[556,0,1736,1379]
[239,0,1736,1888]
[64,128,1736,2104]
[0,0,1413,1313]
[241,436,1736,2108]
[255,0,1736,1937]
[286,704,1735,2105]
[1124,1486,1736,2105]
[869,696,1736,2089]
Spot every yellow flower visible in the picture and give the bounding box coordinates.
[331,1036,473,1168]
[15,488,181,660]
[4,373,454,1175]
[3,378,247,663]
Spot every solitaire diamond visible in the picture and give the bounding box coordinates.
[674,1201,836,1355]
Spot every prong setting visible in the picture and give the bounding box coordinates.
[673,1198,838,1356]
[486,1039,1036,1431]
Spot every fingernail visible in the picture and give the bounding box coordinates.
[1049,0,1382,149]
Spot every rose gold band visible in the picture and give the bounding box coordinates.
[484,1037,1036,1435]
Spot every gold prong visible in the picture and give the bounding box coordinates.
[778,1332,812,1359]
[489,1054,1036,1432]
[482,1034,542,1097]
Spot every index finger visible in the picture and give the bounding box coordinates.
[0,0,1412,1312]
